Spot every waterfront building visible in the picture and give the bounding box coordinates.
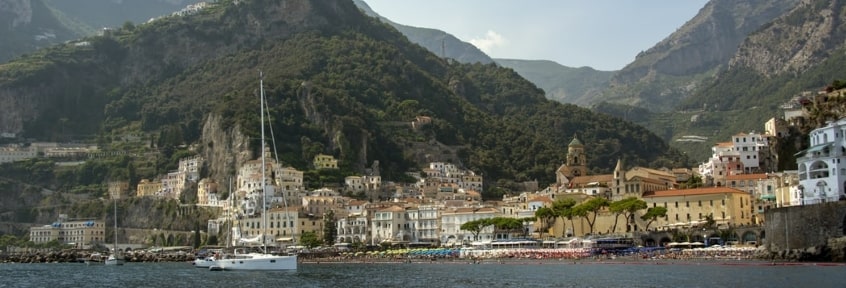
[29,214,105,249]
[641,187,753,230]
[795,117,846,204]
[236,206,298,246]
[336,213,369,244]
[439,207,498,246]
[371,205,410,245]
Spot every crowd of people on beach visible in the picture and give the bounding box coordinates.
[299,246,759,263]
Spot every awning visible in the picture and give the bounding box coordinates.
[796,144,830,156]
[759,194,776,200]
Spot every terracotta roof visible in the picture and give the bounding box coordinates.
[443,207,497,214]
[643,187,747,198]
[528,196,553,203]
[571,174,613,185]
[734,132,748,137]
[348,200,368,206]
[726,173,768,181]
[715,142,733,148]
[378,205,405,212]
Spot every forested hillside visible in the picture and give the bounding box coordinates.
[0,0,689,205]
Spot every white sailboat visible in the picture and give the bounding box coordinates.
[210,73,297,271]
[105,198,125,265]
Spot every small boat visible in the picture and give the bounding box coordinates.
[85,253,105,265]
[193,255,217,268]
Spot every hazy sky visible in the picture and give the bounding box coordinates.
[364,0,709,71]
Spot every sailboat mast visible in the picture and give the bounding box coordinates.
[113,198,118,252]
[259,71,268,254]
[227,177,232,248]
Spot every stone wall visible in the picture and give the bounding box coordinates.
[763,202,846,260]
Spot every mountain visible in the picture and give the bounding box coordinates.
[596,0,800,112]
[494,59,615,105]
[0,0,195,64]
[0,0,87,63]
[352,0,493,64]
[42,0,194,30]
[0,0,689,202]
[679,0,846,126]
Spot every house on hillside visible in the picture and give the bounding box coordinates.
[795,118,846,204]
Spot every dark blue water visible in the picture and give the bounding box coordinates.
[1,261,844,288]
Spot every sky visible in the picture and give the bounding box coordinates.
[364,0,709,71]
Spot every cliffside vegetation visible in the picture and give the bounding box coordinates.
[0,0,689,215]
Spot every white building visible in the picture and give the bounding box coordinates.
[0,145,37,164]
[439,207,498,246]
[371,205,409,245]
[796,118,846,204]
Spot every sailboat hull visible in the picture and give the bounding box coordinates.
[212,254,297,271]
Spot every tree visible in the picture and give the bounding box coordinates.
[534,207,556,239]
[322,210,336,245]
[300,231,322,248]
[551,198,577,237]
[490,217,523,239]
[618,197,647,232]
[192,222,202,249]
[460,219,492,242]
[680,175,704,189]
[640,206,668,231]
[573,197,609,235]
[703,213,716,229]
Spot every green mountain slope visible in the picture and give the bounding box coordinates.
[0,0,87,63]
[0,0,689,199]
[494,59,615,105]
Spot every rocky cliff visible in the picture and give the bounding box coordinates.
[730,0,846,77]
[597,0,799,111]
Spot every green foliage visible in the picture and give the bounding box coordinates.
[2,0,688,200]
[459,218,492,241]
[610,197,647,233]
[322,210,336,245]
[299,231,322,248]
[573,197,610,235]
[534,207,556,239]
[641,206,668,231]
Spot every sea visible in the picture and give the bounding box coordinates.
[1,260,844,288]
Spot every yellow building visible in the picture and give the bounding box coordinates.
[136,179,162,197]
[30,215,105,249]
[237,207,299,245]
[642,187,753,230]
[313,154,338,169]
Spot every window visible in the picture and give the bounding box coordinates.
[698,201,702,207]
